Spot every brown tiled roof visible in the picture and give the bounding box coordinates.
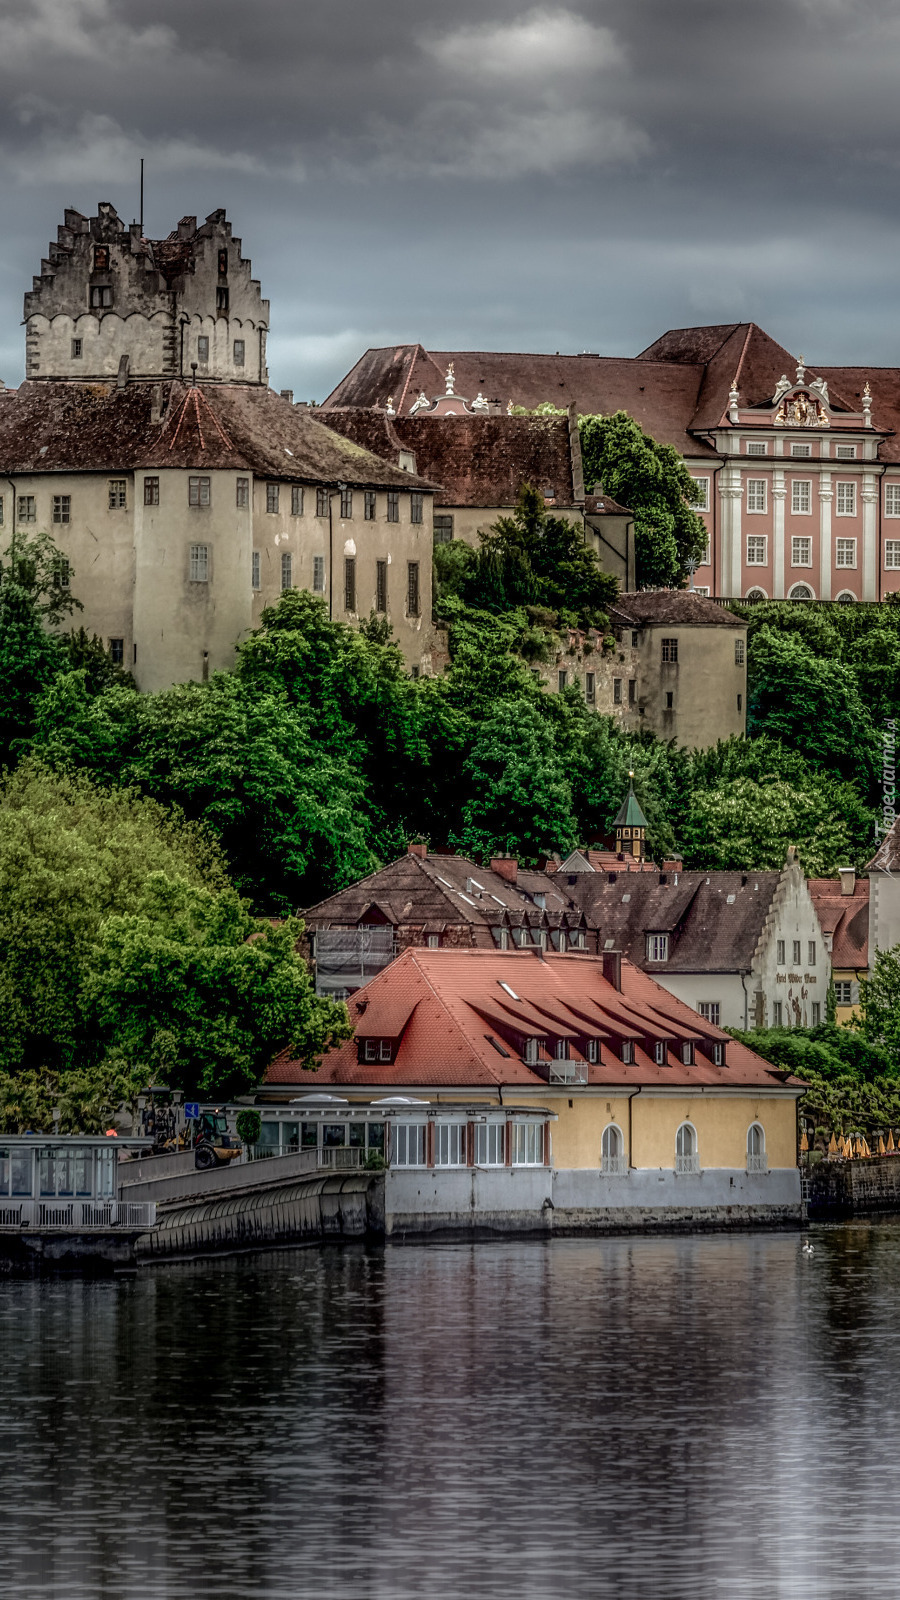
[807,878,869,970]
[319,409,579,508]
[302,852,574,933]
[585,491,632,516]
[0,381,433,488]
[610,590,744,628]
[265,947,804,1089]
[867,819,900,872]
[565,870,782,973]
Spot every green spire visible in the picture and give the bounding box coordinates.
[614,772,649,830]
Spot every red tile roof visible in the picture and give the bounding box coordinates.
[267,947,804,1090]
[808,878,870,969]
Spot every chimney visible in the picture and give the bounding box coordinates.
[491,856,518,885]
[280,389,294,405]
[839,867,856,896]
[407,841,427,859]
[661,856,682,873]
[602,950,622,991]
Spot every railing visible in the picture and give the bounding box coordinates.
[601,1155,628,1176]
[0,1199,157,1229]
[746,1155,768,1174]
[545,1060,589,1086]
[675,1155,700,1175]
[318,1148,363,1169]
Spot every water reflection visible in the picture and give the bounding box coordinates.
[3,1227,900,1597]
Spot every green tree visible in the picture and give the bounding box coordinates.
[578,411,708,587]
[458,485,619,626]
[0,530,80,767]
[452,699,577,863]
[857,946,900,1068]
[747,625,880,793]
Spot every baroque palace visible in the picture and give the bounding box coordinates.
[323,325,900,603]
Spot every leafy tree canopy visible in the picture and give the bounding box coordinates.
[579,411,708,588]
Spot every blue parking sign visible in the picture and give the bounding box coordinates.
[184,1102,200,1121]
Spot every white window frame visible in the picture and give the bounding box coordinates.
[281,551,293,591]
[746,440,768,456]
[836,481,857,517]
[189,543,209,582]
[791,480,812,515]
[745,586,768,601]
[746,478,767,514]
[835,444,857,460]
[675,1122,699,1175]
[746,535,767,565]
[654,1040,666,1065]
[391,1123,427,1168]
[788,583,815,599]
[188,475,211,508]
[434,1122,467,1167]
[836,538,857,569]
[510,1122,544,1166]
[790,442,812,458]
[313,555,326,593]
[689,476,710,512]
[808,941,817,966]
[697,1002,721,1026]
[646,933,669,962]
[834,980,852,1006]
[601,1124,626,1175]
[885,486,900,518]
[474,1123,506,1166]
[791,536,812,568]
[747,1122,767,1173]
[885,541,900,569]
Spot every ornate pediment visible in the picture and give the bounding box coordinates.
[774,390,829,429]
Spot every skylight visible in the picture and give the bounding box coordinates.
[498,981,520,1000]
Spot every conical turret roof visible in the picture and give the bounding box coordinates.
[614,774,649,830]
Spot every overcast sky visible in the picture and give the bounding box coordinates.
[1,0,898,399]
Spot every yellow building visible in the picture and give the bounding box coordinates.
[809,872,869,1024]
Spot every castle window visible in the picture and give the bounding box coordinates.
[236,477,249,508]
[585,672,595,703]
[188,476,211,508]
[197,337,209,363]
[316,488,329,517]
[89,285,112,310]
[434,513,453,543]
[376,560,388,613]
[108,480,127,510]
[773,1001,783,1026]
[281,551,292,591]
[189,544,209,582]
[266,483,279,514]
[628,679,636,705]
[109,639,124,665]
[735,638,745,665]
[631,631,638,646]
[313,555,325,593]
[233,340,245,366]
[661,637,678,663]
[52,556,70,589]
[387,491,400,523]
[17,496,36,523]
[558,670,568,692]
[666,691,674,708]
[218,249,228,277]
[411,492,424,525]
[144,477,159,506]
[365,491,377,521]
[71,339,83,359]
[808,941,817,966]
[793,939,802,964]
[52,496,71,525]
[407,562,420,615]
[216,287,229,313]
[291,486,304,516]
[776,939,785,964]
[613,678,622,704]
[0,496,4,525]
[340,488,353,518]
[251,551,260,590]
[345,557,356,612]
[93,246,109,271]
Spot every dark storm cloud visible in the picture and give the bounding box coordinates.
[1,0,899,397]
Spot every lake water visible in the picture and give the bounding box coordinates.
[3,1226,900,1599]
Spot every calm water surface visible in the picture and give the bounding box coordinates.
[2,1226,900,1599]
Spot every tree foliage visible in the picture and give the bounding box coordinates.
[453,485,619,627]
[579,411,708,587]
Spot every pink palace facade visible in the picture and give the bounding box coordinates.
[322,323,900,602]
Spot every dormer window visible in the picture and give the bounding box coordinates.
[362,1039,393,1063]
[681,1042,695,1066]
[712,1042,725,1066]
[524,1037,540,1065]
[586,1039,599,1063]
[646,934,669,962]
[621,1041,635,1064]
[555,1039,567,1061]
[654,1040,667,1065]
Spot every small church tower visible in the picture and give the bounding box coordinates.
[613,772,649,860]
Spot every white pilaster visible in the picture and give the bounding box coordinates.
[718,466,743,598]
[819,473,833,601]
[862,471,878,599]
[772,470,786,599]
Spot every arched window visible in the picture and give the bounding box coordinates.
[835,590,857,604]
[601,1124,625,1175]
[745,587,768,602]
[788,583,814,601]
[675,1122,699,1174]
[747,1122,767,1173]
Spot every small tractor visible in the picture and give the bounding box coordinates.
[193,1108,243,1171]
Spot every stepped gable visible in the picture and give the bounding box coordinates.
[266,946,802,1089]
[322,409,579,506]
[565,870,782,973]
[610,590,744,629]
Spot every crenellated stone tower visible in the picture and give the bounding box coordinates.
[24,203,270,385]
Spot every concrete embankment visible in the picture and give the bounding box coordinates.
[807,1156,900,1218]
[138,1168,384,1263]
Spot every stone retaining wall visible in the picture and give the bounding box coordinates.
[807,1156,900,1217]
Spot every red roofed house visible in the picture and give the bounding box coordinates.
[262,947,806,1235]
[808,870,870,1023]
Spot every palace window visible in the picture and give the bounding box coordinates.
[340,488,353,518]
[836,481,857,516]
[411,492,424,524]
[836,444,857,459]
[291,486,304,516]
[735,638,745,665]
[746,440,768,455]
[89,286,112,309]
[747,535,767,564]
[836,538,857,568]
[675,1123,699,1174]
[792,480,811,514]
[789,583,814,599]
[365,491,377,521]
[407,561,420,615]
[698,1002,720,1025]
[266,483,279,514]
[511,1122,544,1166]
[387,491,400,523]
[189,544,209,582]
[745,587,767,601]
[698,539,710,566]
[233,339,245,367]
[392,1124,426,1167]
[251,551,260,590]
[475,1124,506,1166]
[886,541,900,568]
[885,487,900,518]
[108,480,127,510]
[646,933,669,962]
[690,476,710,511]
[746,479,767,513]
[344,557,356,612]
[661,637,678,663]
[791,442,812,457]
[188,475,211,507]
[435,1123,467,1166]
[316,488,329,517]
[144,477,159,506]
[197,337,209,363]
[313,555,325,593]
[236,477,249,508]
[376,559,388,613]
[281,552,293,591]
[434,514,454,543]
[791,537,812,567]
[52,495,71,524]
